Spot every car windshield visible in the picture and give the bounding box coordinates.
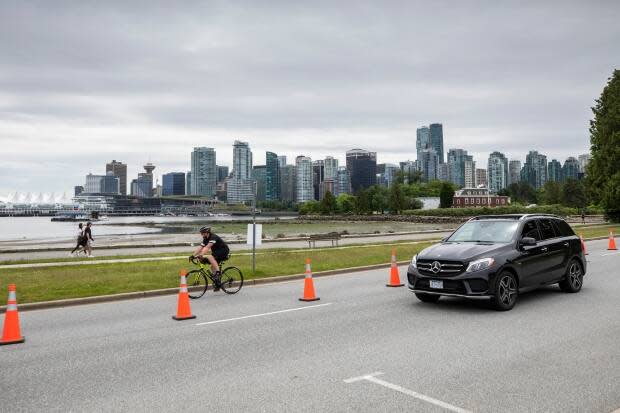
[447,220,519,243]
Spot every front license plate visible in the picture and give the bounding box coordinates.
[430,280,443,289]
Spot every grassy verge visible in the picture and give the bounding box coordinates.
[0,242,433,304]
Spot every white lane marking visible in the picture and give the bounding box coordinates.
[344,372,471,413]
[195,303,332,326]
[601,251,620,256]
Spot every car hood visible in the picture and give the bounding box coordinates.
[418,242,506,262]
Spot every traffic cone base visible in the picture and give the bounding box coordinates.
[386,282,404,288]
[1,284,25,346]
[386,250,404,287]
[173,271,196,321]
[0,337,25,346]
[299,297,320,302]
[172,315,196,321]
[608,232,618,250]
[299,259,320,301]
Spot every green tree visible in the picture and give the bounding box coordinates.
[587,69,620,221]
[562,179,588,209]
[354,189,371,214]
[388,182,406,214]
[298,200,320,215]
[542,181,563,205]
[336,193,356,214]
[505,182,538,204]
[367,185,389,214]
[439,182,455,208]
[319,191,337,214]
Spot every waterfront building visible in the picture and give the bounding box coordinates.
[191,147,216,197]
[447,148,471,187]
[265,151,281,201]
[578,154,591,175]
[521,150,548,189]
[346,148,377,192]
[227,141,255,203]
[509,160,521,185]
[280,164,296,202]
[547,159,563,182]
[487,151,509,193]
[475,169,487,187]
[416,126,431,162]
[296,156,313,203]
[85,172,120,194]
[162,172,185,196]
[130,174,153,198]
[453,187,510,208]
[217,166,229,183]
[429,123,445,163]
[563,157,580,181]
[106,160,128,195]
[252,165,267,202]
[335,167,352,196]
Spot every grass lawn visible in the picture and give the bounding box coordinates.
[0,241,433,304]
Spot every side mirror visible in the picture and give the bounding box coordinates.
[520,237,537,247]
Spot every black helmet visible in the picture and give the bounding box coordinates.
[199,226,211,233]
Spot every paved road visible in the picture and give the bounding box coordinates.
[0,231,451,262]
[1,239,619,412]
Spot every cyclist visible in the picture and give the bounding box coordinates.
[190,226,230,291]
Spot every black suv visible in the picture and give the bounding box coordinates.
[407,214,586,310]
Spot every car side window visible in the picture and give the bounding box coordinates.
[521,220,541,241]
[538,219,557,240]
[553,219,575,237]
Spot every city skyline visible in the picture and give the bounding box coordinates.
[1,2,618,194]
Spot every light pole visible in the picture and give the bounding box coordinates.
[252,180,257,275]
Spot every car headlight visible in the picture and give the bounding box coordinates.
[410,254,417,268]
[466,258,495,272]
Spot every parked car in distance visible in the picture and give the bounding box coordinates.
[407,214,586,311]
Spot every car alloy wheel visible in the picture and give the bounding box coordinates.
[568,262,582,290]
[498,274,517,307]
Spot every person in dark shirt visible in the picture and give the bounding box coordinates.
[191,226,230,280]
[84,222,95,257]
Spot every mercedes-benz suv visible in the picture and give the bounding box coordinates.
[407,214,586,310]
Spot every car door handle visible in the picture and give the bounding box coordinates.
[563,242,569,247]
[541,247,548,252]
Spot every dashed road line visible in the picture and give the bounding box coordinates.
[344,372,471,413]
[195,302,332,326]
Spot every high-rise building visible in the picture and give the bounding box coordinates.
[508,160,521,185]
[429,123,445,163]
[185,171,192,195]
[521,150,547,189]
[547,159,563,182]
[191,147,216,197]
[312,160,325,200]
[416,126,431,162]
[162,172,185,196]
[265,151,281,201]
[563,157,580,181]
[438,163,450,182]
[277,155,287,168]
[487,151,509,193]
[419,149,439,182]
[74,186,84,196]
[346,149,377,192]
[106,160,127,195]
[130,162,155,198]
[280,165,296,202]
[252,166,267,202]
[400,160,418,183]
[227,141,255,203]
[324,156,339,181]
[335,167,352,196]
[217,166,229,183]
[85,172,119,194]
[295,156,313,203]
[464,159,476,188]
[578,154,591,175]
[475,169,487,187]
[447,149,471,187]
[377,163,400,187]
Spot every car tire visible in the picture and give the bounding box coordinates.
[490,271,518,311]
[415,293,440,303]
[558,259,583,293]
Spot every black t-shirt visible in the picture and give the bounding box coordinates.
[201,233,229,254]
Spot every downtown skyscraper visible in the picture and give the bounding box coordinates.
[265,151,281,201]
[190,147,217,197]
[227,141,254,203]
[429,123,445,164]
[487,151,509,193]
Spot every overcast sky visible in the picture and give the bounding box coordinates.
[1,0,618,195]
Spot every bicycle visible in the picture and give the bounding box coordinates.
[187,255,244,298]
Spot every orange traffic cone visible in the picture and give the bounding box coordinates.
[172,270,196,321]
[299,259,320,302]
[580,233,588,255]
[386,249,404,287]
[1,284,25,345]
[608,231,618,251]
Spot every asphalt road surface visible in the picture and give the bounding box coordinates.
[1,239,619,412]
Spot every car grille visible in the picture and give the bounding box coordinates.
[416,260,466,276]
[414,278,466,294]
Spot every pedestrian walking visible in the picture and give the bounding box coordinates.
[581,209,586,224]
[70,223,86,256]
[84,222,95,257]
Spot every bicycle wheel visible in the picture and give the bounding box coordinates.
[186,270,208,299]
[220,266,243,294]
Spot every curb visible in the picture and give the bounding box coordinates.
[0,260,410,313]
[1,235,613,313]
